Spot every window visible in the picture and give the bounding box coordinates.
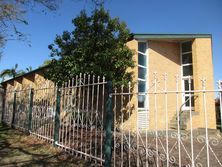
[181,41,192,53]
[138,42,147,109]
[183,79,194,108]
[181,41,194,109]
[183,65,193,76]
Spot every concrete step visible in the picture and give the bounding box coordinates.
[169,124,187,130]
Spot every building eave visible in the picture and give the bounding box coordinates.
[132,33,212,40]
[0,65,48,86]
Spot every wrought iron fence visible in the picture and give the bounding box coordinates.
[1,73,222,167]
[31,86,56,142]
[1,74,108,166]
[3,90,14,126]
[112,74,222,167]
[56,74,107,165]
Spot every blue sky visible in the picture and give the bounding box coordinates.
[0,0,222,85]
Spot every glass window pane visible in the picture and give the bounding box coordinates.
[184,79,194,92]
[183,65,193,76]
[185,96,194,107]
[139,53,146,66]
[138,42,146,53]
[138,67,146,79]
[138,95,145,108]
[182,53,192,64]
[138,80,146,93]
[182,41,192,53]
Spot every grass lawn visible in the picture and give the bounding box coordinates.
[0,124,92,167]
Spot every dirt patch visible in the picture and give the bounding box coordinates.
[0,124,95,167]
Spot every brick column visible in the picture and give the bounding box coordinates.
[192,38,216,129]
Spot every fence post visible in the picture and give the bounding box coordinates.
[11,91,16,128]
[28,88,34,132]
[104,81,113,167]
[1,88,5,124]
[54,85,61,146]
[218,80,222,132]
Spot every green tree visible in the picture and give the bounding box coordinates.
[0,64,25,81]
[26,66,33,72]
[45,7,134,86]
[39,59,52,67]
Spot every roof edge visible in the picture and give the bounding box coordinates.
[0,65,48,85]
[132,33,212,39]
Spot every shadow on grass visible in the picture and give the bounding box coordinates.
[0,151,86,167]
[0,126,10,132]
[0,124,91,167]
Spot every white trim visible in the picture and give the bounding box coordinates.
[182,76,193,79]
[138,64,147,69]
[137,40,149,129]
[181,51,192,55]
[138,78,146,82]
[181,78,195,111]
[180,41,194,111]
[182,63,192,67]
[137,40,149,110]
[138,51,147,56]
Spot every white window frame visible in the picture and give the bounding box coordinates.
[137,40,149,111]
[180,41,194,111]
[181,77,194,111]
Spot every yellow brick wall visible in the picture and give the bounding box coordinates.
[124,40,182,131]
[120,40,138,131]
[6,82,14,92]
[191,38,216,129]
[148,40,182,130]
[124,38,216,131]
[14,80,22,90]
[22,76,35,90]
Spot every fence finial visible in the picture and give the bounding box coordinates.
[83,73,86,80]
[217,80,222,89]
[128,81,131,90]
[153,72,157,79]
[201,78,207,90]
[93,75,95,83]
[163,73,168,80]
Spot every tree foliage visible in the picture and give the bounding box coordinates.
[26,66,33,72]
[45,7,134,86]
[39,59,52,68]
[0,0,59,50]
[0,63,25,81]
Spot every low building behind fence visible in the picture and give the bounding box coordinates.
[1,73,222,167]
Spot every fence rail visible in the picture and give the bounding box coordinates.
[1,73,222,167]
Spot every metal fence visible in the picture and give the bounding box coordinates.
[31,86,56,142]
[1,73,222,167]
[2,74,108,166]
[56,74,107,165]
[112,75,222,167]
